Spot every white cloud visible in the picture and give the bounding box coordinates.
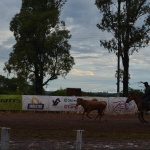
[0,30,13,45]
[70,69,94,76]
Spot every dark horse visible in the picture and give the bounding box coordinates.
[126,93,150,123]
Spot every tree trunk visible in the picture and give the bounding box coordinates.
[35,76,43,95]
[123,54,129,97]
[122,0,131,97]
[35,67,44,95]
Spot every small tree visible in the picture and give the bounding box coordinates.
[4,0,75,95]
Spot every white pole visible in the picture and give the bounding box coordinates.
[76,130,84,150]
[1,127,10,150]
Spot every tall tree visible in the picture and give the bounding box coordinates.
[96,0,150,96]
[4,0,75,95]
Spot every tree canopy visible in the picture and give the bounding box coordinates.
[4,0,75,95]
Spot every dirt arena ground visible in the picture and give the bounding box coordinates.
[0,111,150,150]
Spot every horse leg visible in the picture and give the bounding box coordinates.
[86,111,92,119]
[141,112,149,123]
[138,113,144,123]
[95,110,103,121]
[99,110,105,121]
[138,112,149,123]
[95,112,100,120]
[82,110,86,120]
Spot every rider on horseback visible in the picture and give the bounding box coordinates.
[141,82,150,110]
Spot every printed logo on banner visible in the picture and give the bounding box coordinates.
[64,98,77,110]
[52,98,61,106]
[50,97,62,111]
[111,99,135,114]
[113,100,127,109]
[64,98,76,103]
[27,96,44,110]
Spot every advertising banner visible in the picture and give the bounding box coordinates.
[0,95,22,111]
[22,96,78,111]
[22,96,137,114]
[22,95,50,111]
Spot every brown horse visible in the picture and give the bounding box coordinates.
[126,93,150,123]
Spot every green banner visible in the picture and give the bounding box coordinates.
[0,95,22,110]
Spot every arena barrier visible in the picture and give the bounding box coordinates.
[22,95,137,114]
[0,95,22,111]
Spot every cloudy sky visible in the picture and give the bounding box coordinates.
[0,0,150,93]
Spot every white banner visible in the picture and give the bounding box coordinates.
[22,95,78,111]
[22,95,50,111]
[22,96,137,114]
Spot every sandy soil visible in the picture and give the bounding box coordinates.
[0,111,150,150]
